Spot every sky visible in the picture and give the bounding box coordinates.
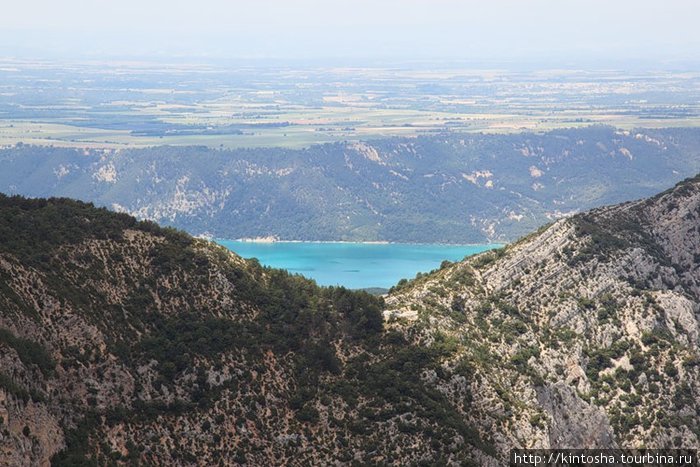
[1,0,699,65]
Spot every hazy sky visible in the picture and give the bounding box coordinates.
[2,0,699,64]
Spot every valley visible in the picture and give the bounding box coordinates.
[0,174,698,464]
[3,0,700,465]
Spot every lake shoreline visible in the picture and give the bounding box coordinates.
[211,236,505,248]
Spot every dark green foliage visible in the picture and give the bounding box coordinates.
[0,328,55,376]
[135,316,245,378]
[389,278,409,293]
[447,267,476,287]
[585,347,615,381]
[570,215,629,264]
[0,195,130,265]
[511,346,540,369]
[641,329,673,349]
[344,344,495,455]
[0,373,33,402]
[295,405,320,423]
[51,413,101,467]
[0,194,191,268]
[325,287,384,339]
[129,281,382,381]
[665,362,679,378]
[597,294,620,323]
[473,248,506,269]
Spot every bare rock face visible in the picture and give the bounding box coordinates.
[536,383,616,448]
[386,174,700,456]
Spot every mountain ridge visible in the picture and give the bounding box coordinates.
[0,173,699,464]
[3,126,700,243]
[0,194,491,465]
[384,173,700,451]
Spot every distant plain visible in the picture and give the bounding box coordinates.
[1,59,699,149]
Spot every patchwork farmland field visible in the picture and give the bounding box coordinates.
[1,59,700,149]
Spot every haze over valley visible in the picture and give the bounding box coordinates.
[1,0,700,465]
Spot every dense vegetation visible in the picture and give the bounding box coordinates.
[0,194,496,465]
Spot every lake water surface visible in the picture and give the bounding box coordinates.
[216,240,501,289]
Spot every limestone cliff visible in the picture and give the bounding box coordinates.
[386,175,700,455]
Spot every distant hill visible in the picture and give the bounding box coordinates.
[1,174,699,464]
[2,126,700,242]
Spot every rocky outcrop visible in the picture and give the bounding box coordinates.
[536,383,615,448]
[385,175,700,456]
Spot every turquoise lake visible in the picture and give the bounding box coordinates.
[215,240,501,289]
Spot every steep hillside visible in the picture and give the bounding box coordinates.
[1,172,700,465]
[386,175,700,452]
[2,126,700,242]
[0,195,493,466]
